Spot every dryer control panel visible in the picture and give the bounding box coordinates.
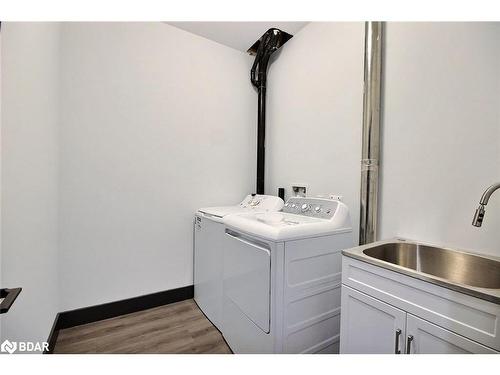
[283,197,341,220]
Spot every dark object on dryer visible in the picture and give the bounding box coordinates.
[249,28,293,195]
[278,187,285,201]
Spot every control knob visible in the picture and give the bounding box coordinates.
[301,203,310,212]
[314,206,321,213]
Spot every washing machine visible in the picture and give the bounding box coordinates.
[194,194,284,331]
[221,196,353,353]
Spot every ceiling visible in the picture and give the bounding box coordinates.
[167,22,308,53]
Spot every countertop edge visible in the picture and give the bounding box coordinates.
[341,238,500,306]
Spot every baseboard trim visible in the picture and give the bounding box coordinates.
[44,285,194,354]
[57,285,194,330]
[44,312,61,354]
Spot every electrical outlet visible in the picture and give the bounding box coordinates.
[291,184,308,197]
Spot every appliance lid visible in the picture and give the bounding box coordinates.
[198,205,249,218]
[223,197,352,241]
[224,212,351,241]
[197,194,284,218]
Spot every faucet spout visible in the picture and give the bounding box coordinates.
[472,182,500,227]
[478,182,500,205]
[472,204,486,227]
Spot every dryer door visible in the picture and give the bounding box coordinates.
[223,230,271,333]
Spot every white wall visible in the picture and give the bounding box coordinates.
[58,23,256,310]
[1,23,60,345]
[380,22,500,257]
[266,22,364,241]
[0,25,3,341]
[3,21,498,345]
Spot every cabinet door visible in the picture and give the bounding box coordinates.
[340,285,406,354]
[406,314,498,354]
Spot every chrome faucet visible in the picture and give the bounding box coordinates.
[472,182,500,227]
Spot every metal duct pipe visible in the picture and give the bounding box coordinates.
[359,22,383,245]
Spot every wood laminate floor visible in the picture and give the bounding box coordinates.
[53,299,232,354]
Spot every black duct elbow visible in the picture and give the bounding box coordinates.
[247,28,292,194]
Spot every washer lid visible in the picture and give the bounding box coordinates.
[198,194,284,218]
[198,205,249,219]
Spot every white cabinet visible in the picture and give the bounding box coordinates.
[340,286,406,354]
[340,286,499,354]
[406,314,497,354]
[340,257,500,354]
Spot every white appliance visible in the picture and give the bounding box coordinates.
[222,196,353,353]
[194,194,284,331]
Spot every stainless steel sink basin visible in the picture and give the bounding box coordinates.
[363,242,500,289]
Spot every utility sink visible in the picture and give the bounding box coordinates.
[342,239,500,304]
[363,242,500,289]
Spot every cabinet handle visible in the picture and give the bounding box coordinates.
[406,335,414,354]
[394,329,402,354]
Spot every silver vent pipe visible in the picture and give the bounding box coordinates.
[359,22,383,245]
